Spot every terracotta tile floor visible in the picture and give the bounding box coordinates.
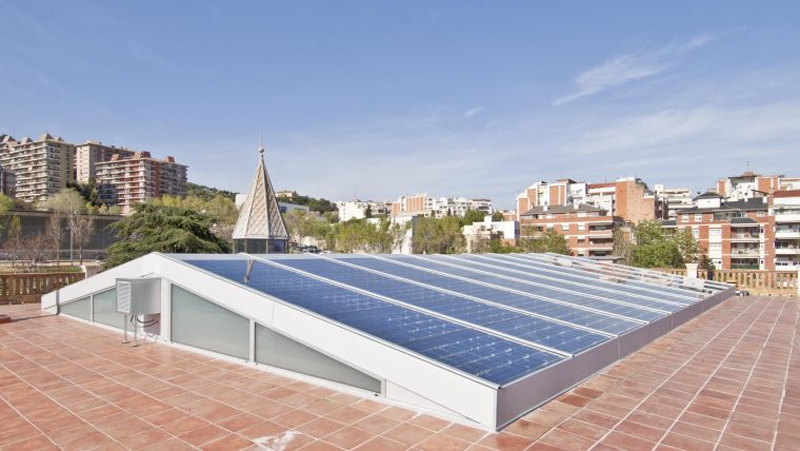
[0,296,798,450]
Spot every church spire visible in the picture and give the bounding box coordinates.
[231,139,289,253]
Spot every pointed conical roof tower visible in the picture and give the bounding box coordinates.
[232,143,289,254]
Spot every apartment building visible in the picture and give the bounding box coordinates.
[664,192,774,270]
[771,190,800,272]
[0,133,74,203]
[74,141,136,183]
[519,204,623,257]
[96,152,187,214]
[715,171,782,201]
[390,193,493,218]
[654,184,694,219]
[515,177,659,223]
[462,216,519,252]
[337,200,393,222]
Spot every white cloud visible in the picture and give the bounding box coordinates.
[554,33,723,106]
[463,106,484,118]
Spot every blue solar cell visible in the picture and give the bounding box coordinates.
[185,258,561,385]
[333,256,639,335]
[383,255,667,322]
[418,255,682,312]
[457,254,696,305]
[515,254,705,298]
[269,257,609,354]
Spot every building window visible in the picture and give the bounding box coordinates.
[692,229,700,239]
[578,224,586,231]
[709,228,722,238]
[757,211,766,217]
[682,214,689,223]
[694,214,703,222]
[561,224,569,231]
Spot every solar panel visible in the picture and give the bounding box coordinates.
[456,254,697,304]
[268,257,610,355]
[382,255,667,321]
[185,258,562,385]
[418,255,684,312]
[330,255,641,335]
[521,253,719,295]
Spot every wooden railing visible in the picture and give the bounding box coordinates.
[653,268,797,296]
[0,273,85,305]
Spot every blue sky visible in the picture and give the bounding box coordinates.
[2,1,799,209]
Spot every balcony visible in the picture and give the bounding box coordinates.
[775,229,800,239]
[587,229,613,237]
[774,213,800,224]
[730,233,760,242]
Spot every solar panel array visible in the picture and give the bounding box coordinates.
[184,253,727,386]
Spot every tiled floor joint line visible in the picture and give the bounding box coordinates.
[587,297,769,450]
[707,299,788,450]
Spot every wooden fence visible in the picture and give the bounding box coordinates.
[0,272,85,305]
[654,268,798,296]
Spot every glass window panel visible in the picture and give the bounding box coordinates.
[185,258,562,385]
[93,288,125,329]
[334,256,638,336]
[255,324,381,393]
[466,254,696,305]
[171,285,249,360]
[384,255,665,322]
[61,296,90,320]
[271,257,608,354]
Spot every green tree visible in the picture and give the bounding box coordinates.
[491,211,504,221]
[412,216,465,254]
[461,209,486,226]
[67,180,102,208]
[624,220,698,268]
[151,194,239,243]
[517,230,571,254]
[104,203,230,269]
[0,193,14,237]
[185,182,237,202]
[43,189,90,264]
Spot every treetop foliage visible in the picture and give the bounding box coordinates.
[615,220,701,268]
[103,203,230,269]
[185,182,237,202]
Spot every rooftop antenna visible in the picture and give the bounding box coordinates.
[258,131,265,155]
[745,160,750,172]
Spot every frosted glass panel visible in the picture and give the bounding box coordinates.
[61,297,90,320]
[255,324,381,393]
[171,285,249,359]
[93,289,125,329]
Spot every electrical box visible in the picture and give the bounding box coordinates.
[116,278,161,315]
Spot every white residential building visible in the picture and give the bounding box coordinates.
[462,216,519,252]
[336,200,393,222]
[654,184,694,219]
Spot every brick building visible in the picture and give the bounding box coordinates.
[390,193,493,218]
[519,204,623,257]
[0,133,75,203]
[515,177,659,223]
[74,141,136,183]
[665,192,774,270]
[771,189,800,271]
[96,152,187,214]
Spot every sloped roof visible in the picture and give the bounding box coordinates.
[232,149,289,240]
[693,191,722,200]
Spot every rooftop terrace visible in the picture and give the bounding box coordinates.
[0,295,798,450]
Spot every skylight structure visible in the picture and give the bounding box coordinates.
[42,252,733,430]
